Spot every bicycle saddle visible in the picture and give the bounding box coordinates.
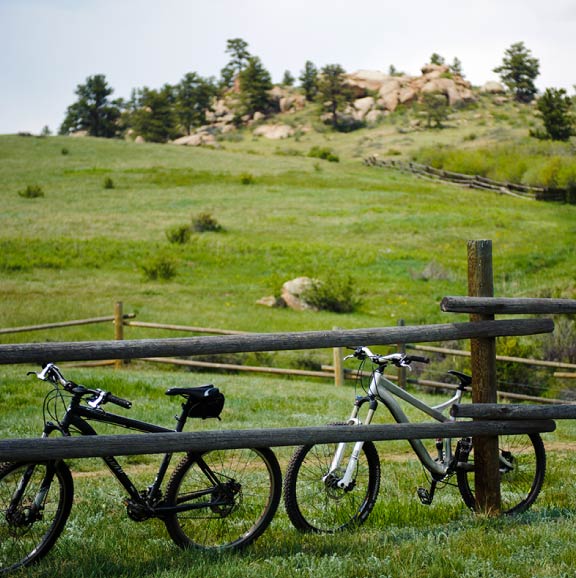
[447,370,472,388]
[165,385,219,400]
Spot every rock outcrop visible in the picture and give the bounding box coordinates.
[343,63,476,122]
[171,63,482,145]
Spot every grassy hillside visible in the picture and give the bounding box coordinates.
[0,103,575,361]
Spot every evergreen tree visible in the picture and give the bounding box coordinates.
[450,57,464,77]
[494,42,540,103]
[220,38,251,88]
[317,64,353,128]
[175,73,217,134]
[129,85,179,143]
[299,61,319,102]
[421,92,449,128]
[60,74,121,137]
[430,53,445,66]
[282,70,295,86]
[238,56,273,117]
[532,88,575,141]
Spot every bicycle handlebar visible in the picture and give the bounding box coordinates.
[345,347,430,367]
[29,362,132,410]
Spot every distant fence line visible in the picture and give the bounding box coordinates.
[0,304,574,403]
[363,156,574,203]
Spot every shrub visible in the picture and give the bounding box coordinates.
[166,224,192,244]
[141,256,177,281]
[302,274,362,313]
[18,184,44,198]
[192,212,223,233]
[61,147,69,155]
[103,177,115,189]
[307,146,339,163]
[239,172,255,185]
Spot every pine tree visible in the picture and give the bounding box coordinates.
[494,42,540,103]
[60,74,121,137]
[317,64,353,128]
[299,61,318,101]
[238,56,273,117]
[532,88,575,141]
[175,73,217,134]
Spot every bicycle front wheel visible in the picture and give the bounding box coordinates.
[283,438,381,533]
[0,461,73,574]
[164,448,281,551]
[456,433,546,515]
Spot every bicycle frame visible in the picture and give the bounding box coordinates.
[328,366,465,490]
[42,392,211,516]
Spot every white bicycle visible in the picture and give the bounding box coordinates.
[283,346,547,533]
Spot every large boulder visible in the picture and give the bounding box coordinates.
[253,124,295,139]
[281,277,317,310]
[481,81,506,94]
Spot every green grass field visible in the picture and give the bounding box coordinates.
[1,365,576,578]
[1,111,576,576]
[1,129,574,340]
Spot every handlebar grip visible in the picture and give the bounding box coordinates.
[106,393,132,409]
[406,355,430,364]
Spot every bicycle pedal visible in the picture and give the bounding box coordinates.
[417,487,432,505]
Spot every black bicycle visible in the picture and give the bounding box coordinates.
[0,363,282,573]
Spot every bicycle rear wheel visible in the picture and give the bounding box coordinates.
[164,448,281,550]
[456,433,546,514]
[283,437,381,533]
[0,461,73,574]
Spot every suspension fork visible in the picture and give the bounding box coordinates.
[7,461,58,524]
[324,396,378,490]
[10,424,66,519]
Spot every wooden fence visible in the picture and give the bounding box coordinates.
[0,420,556,462]
[1,240,576,516]
[364,157,573,203]
[1,304,574,396]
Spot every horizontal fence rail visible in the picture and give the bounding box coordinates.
[0,314,136,335]
[441,297,576,315]
[408,343,576,371]
[451,404,576,420]
[0,318,554,365]
[0,420,557,462]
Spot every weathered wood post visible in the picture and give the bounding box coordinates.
[114,301,124,369]
[397,319,407,389]
[333,327,345,386]
[468,240,501,514]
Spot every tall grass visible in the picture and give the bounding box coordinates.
[1,365,576,578]
[412,139,576,189]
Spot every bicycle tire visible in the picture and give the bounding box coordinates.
[0,461,74,574]
[284,427,381,533]
[163,448,281,551]
[456,433,546,515]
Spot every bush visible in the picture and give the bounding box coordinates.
[239,172,255,185]
[103,177,115,189]
[192,212,223,233]
[141,256,177,281]
[18,184,44,198]
[302,274,362,313]
[307,146,339,163]
[166,224,192,244]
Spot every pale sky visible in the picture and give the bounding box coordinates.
[1,0,575,135]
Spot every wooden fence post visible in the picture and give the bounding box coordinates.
[468,240,501,514]
[397,319,407,388]
[114,301,124,369]
[333,327,345,386]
